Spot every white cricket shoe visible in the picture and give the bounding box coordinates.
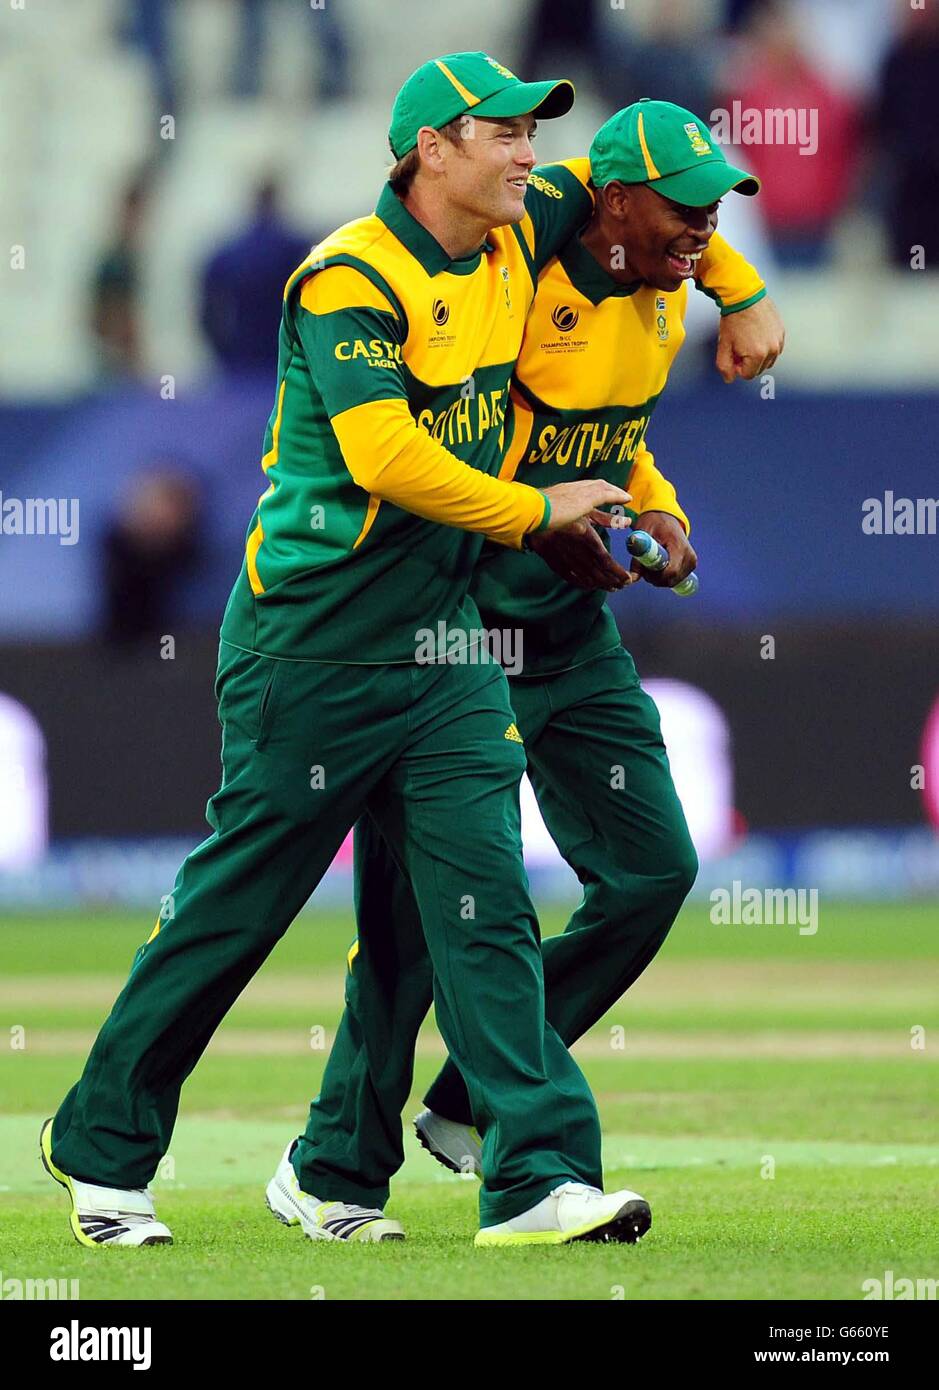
[39,1118,173,1248]
[414,1108,482,1178]
[266,1141,405,1242]
[475,1181,652,1247]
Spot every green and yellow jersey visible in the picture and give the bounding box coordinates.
[220,157,763,666]
[471,223,766,677]
[220,162,598,664]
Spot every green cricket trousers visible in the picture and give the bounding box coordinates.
[299,645,698,1202]
[50,640,602,1227]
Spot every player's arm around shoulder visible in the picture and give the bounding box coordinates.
[521,157,593,273]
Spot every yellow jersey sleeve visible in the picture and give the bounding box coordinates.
[330,398,550,548]
[627,441,690,534]
[696,231,766,316]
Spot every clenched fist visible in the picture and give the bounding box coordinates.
[716,295,785,382]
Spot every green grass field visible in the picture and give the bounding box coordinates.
[1,901,937,1300]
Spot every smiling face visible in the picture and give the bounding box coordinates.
[433,113,538,228]
[599,181,722,292]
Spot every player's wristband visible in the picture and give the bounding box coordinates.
[522,496,551,550]
[719,286,767,317]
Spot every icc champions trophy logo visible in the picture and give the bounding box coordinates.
[551,305,579,333]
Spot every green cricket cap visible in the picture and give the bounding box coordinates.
[590,99,760,205]
[389,51,575,159]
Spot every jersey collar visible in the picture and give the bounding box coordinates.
[558,231,643,306]
[376,184,495,277]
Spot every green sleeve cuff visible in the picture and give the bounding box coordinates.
[522,494,551,549]
[720,286,767,317]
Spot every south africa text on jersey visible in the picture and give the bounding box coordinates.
[527,415,651,468]
[417,389,507,447]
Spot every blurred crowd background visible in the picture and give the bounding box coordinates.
[0,0,937,902]
[1,0,938,397]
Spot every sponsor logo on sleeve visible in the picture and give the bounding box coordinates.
[333,339,403,368]
[526,172,564,200]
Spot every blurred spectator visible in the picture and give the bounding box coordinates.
[723,0,763,31]
[719,1,862,268]
[879,4,939,272]
[233,0,350,102]
[103,467,204,648]
[596,0,721,123]
[121,0,175,115]
[90,173,151,381]
[199,180,314,375]
[787,0,900,101]
[520,0,602,87]
[122,0,350,108]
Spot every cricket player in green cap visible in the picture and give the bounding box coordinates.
[40,51,675,1252]
[273,100,785,1239]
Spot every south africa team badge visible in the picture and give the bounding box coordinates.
[655,295,669,344]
